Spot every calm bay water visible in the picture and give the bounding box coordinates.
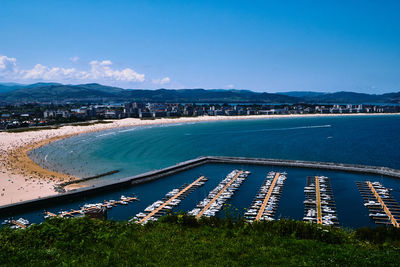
[10,115,400,228]
[32,115,400,180]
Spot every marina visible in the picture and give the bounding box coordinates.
[189,170,250,218]
[303,176,339,226]
[135,176,208,224]
[2,162,400,229]
[356,181,400,227]
[3,155,400,218]
[244,171,287,222]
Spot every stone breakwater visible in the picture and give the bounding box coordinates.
[206,156,400,179]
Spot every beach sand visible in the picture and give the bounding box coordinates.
[0,113,398,207]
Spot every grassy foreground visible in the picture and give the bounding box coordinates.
[1,215,400,266]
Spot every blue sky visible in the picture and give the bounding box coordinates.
[0,0,399,93]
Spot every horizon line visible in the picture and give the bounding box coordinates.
[1,81,399,95]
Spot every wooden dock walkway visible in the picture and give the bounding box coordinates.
[303,176,338,226]
[10,220,27,229]
[46,196,138,218]
[196,171,243,219]
[255,172,280,221]
[315,176,322,225]
[367,181,399,228]
[140,176,206,223]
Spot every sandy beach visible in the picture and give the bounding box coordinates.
[0,113,398,207]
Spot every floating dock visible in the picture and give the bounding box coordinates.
[303,176,338,226]
[44,195,138,219]
[356,181,400,227]
[135,176,208,224]
[10,219,27,229]
[244,171,287,222]
[189,170,250,218]
[2,217,31,229]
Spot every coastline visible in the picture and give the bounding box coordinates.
[1,113,399,206]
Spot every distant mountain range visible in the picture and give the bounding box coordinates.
[0,83,25,93]
[0,83,399,104]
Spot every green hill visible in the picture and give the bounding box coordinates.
[0,84,298,103]
[280,91,400,104]
[278,91,327,98]
[1,215,399,265]
[0,83,25,93]
[1,83,399,103]
[0,83,299,103]
[305,91,393,103]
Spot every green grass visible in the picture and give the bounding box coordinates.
[4,120,113,132]
[4,125,61,133]
[1,215,400,266]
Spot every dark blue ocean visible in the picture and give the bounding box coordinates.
[8,115,400,228]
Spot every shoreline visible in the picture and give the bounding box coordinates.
[1,113,399,206]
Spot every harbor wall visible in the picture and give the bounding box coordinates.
[206,156,400,178]
[1,156,400,215]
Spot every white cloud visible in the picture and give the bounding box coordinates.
[0,55,18,75]
[0,55,146,84]
[88,60,145,82]
[99,60,112,66]
[152,77,171,85]
[225,84,235,89]
[23,64,76,80]
[69,56,79,62]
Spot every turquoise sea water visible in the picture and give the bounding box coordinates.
[7,115,400,228]
[31,115,400,180]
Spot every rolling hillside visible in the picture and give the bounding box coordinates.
[0,83,399,103]
[0,83,299,103]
